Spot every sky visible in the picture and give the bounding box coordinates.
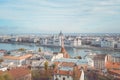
[0,0,120,34]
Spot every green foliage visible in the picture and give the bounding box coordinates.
[52,64,56,69]
[18,48,25,51]
[7,51,10,54]
[44,61,48,71]
[0,59,3,63]
[0,73,13,80]
[3,73,13,80]
[31,70,40,79]
[38,48,41,52]
[0,75,5,80]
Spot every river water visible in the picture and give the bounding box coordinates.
[0,43,119,57]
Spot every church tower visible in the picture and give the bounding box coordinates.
[59,31,64,46]
[59,31,70,58]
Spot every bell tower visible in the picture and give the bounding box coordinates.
[59,31,70,58]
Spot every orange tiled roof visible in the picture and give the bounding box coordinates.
[0,71,3,75]
[61,62,75,67]
[106,62,120,69]
[8,67,31,79]
[0,50,6,53]
[60,47,70,58]
[3,54,32,60]
[54,70,73,76]
[93,54,106,60]
[54,69,82,79]
[60,47,66,53]
[108,70,120,75]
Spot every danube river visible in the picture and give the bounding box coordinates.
[0,43,119,57]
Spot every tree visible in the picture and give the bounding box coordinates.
[77,56,82,59]
[18,48,25,51]
[0,75,5,80]
[44,61,48,75]
[74,56,82,59]
[44,61,48,71]
[3,73,13,80]
[31,70,40,80]
[38,48,41,52]
[52,64,56,70]
[0,59,3,63]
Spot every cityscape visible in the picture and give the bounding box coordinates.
[0,0,120,80]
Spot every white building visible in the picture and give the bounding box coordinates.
[10,38,18,42]
[117,42,120,49]
[93,54,108,70]
[101,40,115,48]
[26,54,48,70]
[58,31,64,46]
[70,38,82,47]
[85,52,97,68]
[106,54,120,63]
[2,54,32,67]
[51,52,63,61]
[54,62,84,80]
[91,39,101,46]
[0,50,6,58]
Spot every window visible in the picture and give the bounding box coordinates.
[55,78,58,80]
[59,75,61,77]
[67,75,69,78]
[63,77,65,80]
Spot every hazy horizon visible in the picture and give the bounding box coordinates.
[0,0,120,34]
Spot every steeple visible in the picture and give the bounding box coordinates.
[59,32,70,58]
[59,30,63,37]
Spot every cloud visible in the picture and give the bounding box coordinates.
[0,0,120,33]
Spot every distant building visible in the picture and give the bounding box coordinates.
[2,54,32,67]
[116,42,120,49]
[54,62,84,80]
[59,31,64,46]
[54,58,88,71]
[0,67,31,80]
[85,52,96,68]
[26,53,49,70]
[106,54,120,63]
[93,54,107,70]
[0,49,6,58]
[101,39,115,48]
[70,38,82,47]
[51,52,63,61]
[0,65,7,71]
[59,31,70,58]
[91,39,101,47]
[105,62,120,79]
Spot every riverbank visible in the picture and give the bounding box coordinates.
[0,42,120,52]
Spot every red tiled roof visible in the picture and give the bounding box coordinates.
[8,67,31,79]
[93,54,106,60]
[106,62,120,69]
[61,62,75,67]
[108,70,120,75]
[60,47,66,53]
[0,70,3,75]
[60,47,70,58]
[3,54,32,60]
[0,50,6,53]
[57,70,73,76]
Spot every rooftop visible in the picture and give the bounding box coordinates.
[3,54,32,60]
[54,58,88,65]
[106,62,120,69]
[8,67,31,79]
[93,54,106,60]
